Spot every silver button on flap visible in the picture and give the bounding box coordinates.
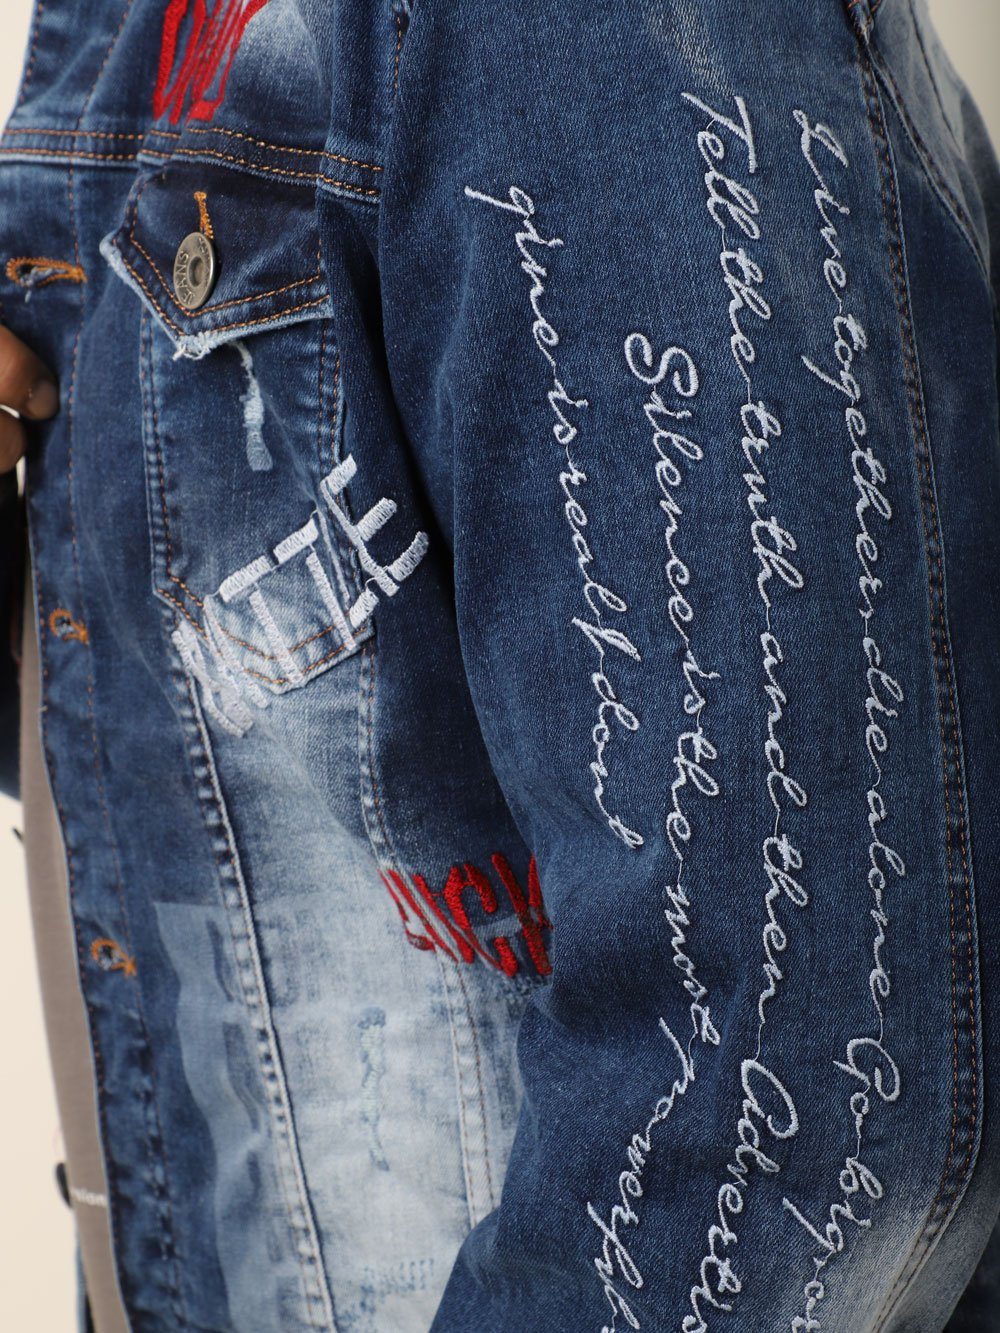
[173,232,216,311]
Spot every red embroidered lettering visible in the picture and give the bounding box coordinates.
[154,0,272,126]
[443,863,519,976]
[382,870,459,960]
[492,853,553,977]
[382,855,552,979]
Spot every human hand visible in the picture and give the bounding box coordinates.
[0,326,58,473]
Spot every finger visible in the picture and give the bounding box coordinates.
[0,325,58,420]
[0,410,27,474]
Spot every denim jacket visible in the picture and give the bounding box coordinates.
[2,0,1000,1329]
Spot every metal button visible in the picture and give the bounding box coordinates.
[173,231,216,311]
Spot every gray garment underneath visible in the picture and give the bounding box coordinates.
[21,569,130,1333]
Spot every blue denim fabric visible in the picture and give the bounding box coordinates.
[1,0,999,1329]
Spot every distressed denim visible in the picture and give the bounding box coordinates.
[2,0,1000,1329]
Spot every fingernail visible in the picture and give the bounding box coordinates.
[25,377,59,419]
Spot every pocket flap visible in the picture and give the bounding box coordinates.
[101,156,333,358]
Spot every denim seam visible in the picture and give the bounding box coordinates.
[66,8,191,1294]
[315,322,361,598]
[434,945,497,1227]
[451,963,498,1216]
[172,664,338,1330]
[392,10,404,95]
[848,0,886,39]
[356,644,492,1230]
[172,126,382,172]
[142,313,202,620]
[858,53,981,1332]
[0,145,139,163]
[149,300,353,1304]
[389,1,413,99]
[223,620,351,663]
[13,0,45,112]
[318,319,330,475]
[2,126,384,177]
[4,126,145,140]
[139,144,381,197]
[869,44,990,288]
[79,0,137,124]
[241,637,354,684]
[142,314,195,612]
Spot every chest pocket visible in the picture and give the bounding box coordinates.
[102,150,421,736]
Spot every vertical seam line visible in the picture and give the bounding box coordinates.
[860,51,980,1332]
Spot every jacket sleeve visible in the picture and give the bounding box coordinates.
[375,0,994,1328]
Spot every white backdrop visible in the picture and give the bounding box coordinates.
[0,1,997,1327]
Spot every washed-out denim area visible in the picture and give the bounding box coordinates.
[1,0,999,1329]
